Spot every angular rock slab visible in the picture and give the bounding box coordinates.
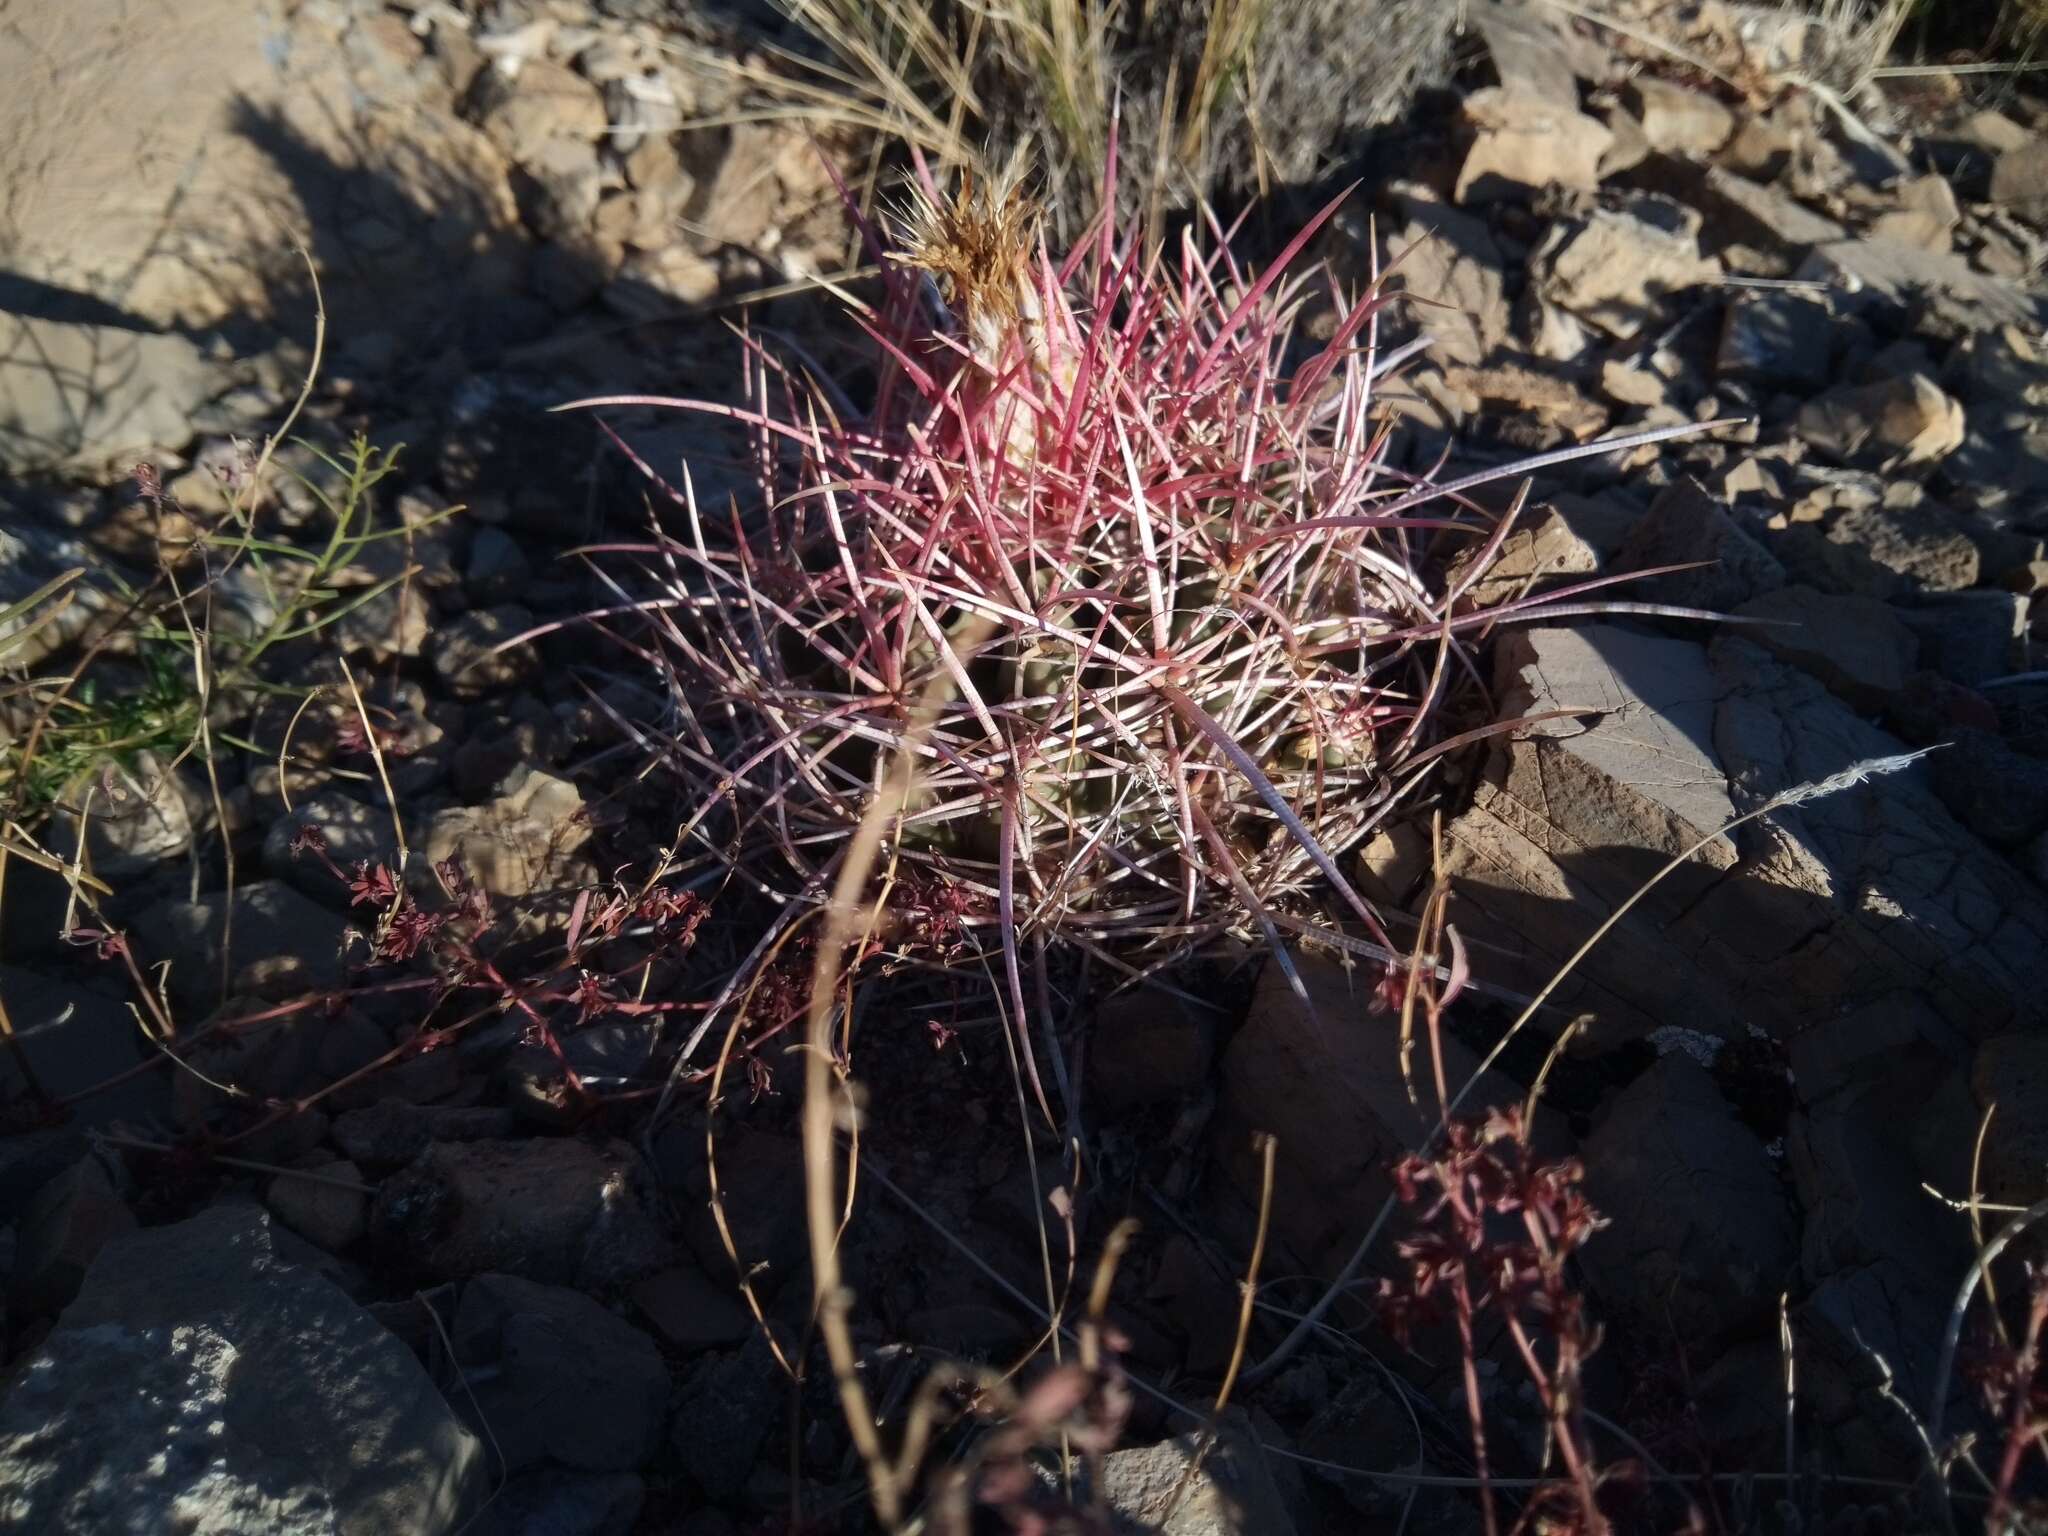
[0,964,169,1141]
[1700,165,1845,252]
[1712,636,2046,1032]
[1786,1054,1980,1476]
[1578,1055,1794,1347]
[420,765,592,900]
[133,879,352,1013]
[371,1136,671,1289]
[1211,956,1537,1289]
[1534,204,1721,339]
[9,1154,136,1318]
[1730,585,1917,710]
[451,1272,671,1473]
[1796,373,1965,469]
[1442,626,2048,1045]
[0,315,217,473]
[0,1,524,339]
[0,1203,486,1535]
[1440,627,1757,1045]
[1612,474,1786,612]
[1797,236,2046,335]
[1386,214,1509,367]
[1094,1410,1298,1535]
[1457,88,1612,205]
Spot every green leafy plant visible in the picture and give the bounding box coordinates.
[2,434,454,833]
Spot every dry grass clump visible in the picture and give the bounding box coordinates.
[1992,0,2048,52]
[746,0,1456,239]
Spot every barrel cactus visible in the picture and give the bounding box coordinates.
[572,157,1703,1004]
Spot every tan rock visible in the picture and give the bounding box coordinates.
[1721,457,1783,504]
[1353,821,1431,908]
[1212,956,1531,1283]
[685,121,835,252]
[1441,626,2048,1047]
[1456,87,1613,204]
[1537,206,1721,339]
[11,1157,135,1317]
[1796,374,1965,469]
[0,0,522,333]
[370,1137,670,1288]
[1990,137,2048,217]
[1450,495,1630,610]
[1701,165,1845,250]
[1523,295,1595,362]
[1870,174,1960,253]
[1469,1,1592,107]
[1442,362,1610,440]
[429,605,540,697]
[1732,585,1919,709]
[1600,357,1668,407]
[1797,238,2044,333]
[1097,1412,1300,1536]
[47,749,199,879]
[1579,1056,1794,1345]
[1964,109,2034,154]
[421,765,591,899]
[605,246,723,318]
[1626,75,1735,156]
[1387,211,1508,367]
[473,57,610,162]
[0,317,217,475]
[1822,502,1981,595]
[266,1159,369,1251]
[621,131,695,234]
[0,0,280,323]
[1599,101,1653,178]
[1718,110,1801,180]
[1715,290,1836,388]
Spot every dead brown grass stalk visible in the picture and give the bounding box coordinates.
[800,616,998,1528]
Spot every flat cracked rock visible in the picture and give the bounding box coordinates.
[1444,624,2048,1046]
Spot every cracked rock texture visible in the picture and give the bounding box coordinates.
[1578,1054,1795,1346]
[1443,626,2048,1047]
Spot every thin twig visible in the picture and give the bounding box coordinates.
[1161,1131,1276,1524]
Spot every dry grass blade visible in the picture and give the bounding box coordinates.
[0,567,86,664]
[708,914,820,1382]
[800,612,999,1529]
[1931,1196,2048,1448]
[1160,1129,1276,1524]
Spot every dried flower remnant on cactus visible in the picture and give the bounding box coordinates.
[893,160,1043,371]
[893,158,1078,469]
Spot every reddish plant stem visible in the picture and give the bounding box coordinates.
[1452,1265,1500,1536]
[1988,1278,2048,1534]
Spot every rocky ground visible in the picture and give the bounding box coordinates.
[3,0,2048,1532]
